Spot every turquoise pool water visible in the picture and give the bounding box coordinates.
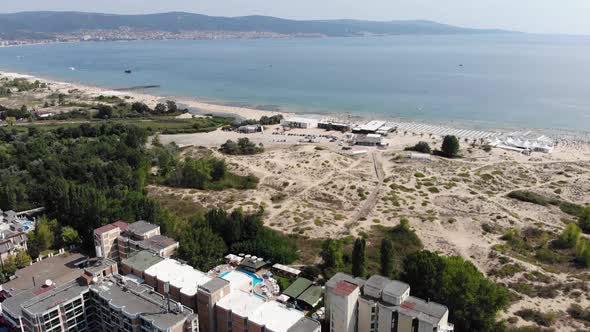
[220,270,264,286]
[23,221,33,231]
[238,270,264,286]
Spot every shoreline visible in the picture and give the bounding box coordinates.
[1,69,590,144]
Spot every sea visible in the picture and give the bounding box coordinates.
[0,34,589,131]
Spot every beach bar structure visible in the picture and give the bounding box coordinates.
[280,118,319,129]
[238,124,264,133]
[353,133,387,147]
[318,120,352,132]
[352,120,393,135]
[272,263,301,278]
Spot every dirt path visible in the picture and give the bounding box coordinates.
[351,151,385,223]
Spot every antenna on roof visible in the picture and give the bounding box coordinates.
[164,281,171,313]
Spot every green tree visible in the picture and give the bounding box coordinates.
[34,218,56,252]
[166,100,178,113]
[96,104,113,119]
[131,102,151,114]
[405,141,432,154]
[2,255,17,276]
[441,135,460,158]
[6,116,16,126]
[14,250,32,268]
[154,103,167,114]
[61,226,81,246]
[322,239,344,269]
[178,216,227,271]
[380,238,394,278]
[401,251,446,302]
[575,240,590,267]
[221,140,239,155]
[555,223,582,249]
[579,205,590,233]
[402,251,509,332]
[352,238,366,277]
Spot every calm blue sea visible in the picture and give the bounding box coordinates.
[0,34,589,130]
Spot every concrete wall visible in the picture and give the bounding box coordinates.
[180,292,196,310]
[215,306,230,332]
[328,287,360,332]
[377,304,394,332]
[358,297,377,332]
[246,321,263,332]
[397,312,415,332]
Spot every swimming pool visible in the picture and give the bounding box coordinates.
[220,270,264,286]
[22,221,33,231]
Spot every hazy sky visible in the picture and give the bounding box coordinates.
[2,0,589,35]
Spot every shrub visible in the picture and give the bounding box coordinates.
[514,309,558,327]
[441,135,460,158]
[567,304,590,322]
[553,223,582,249]
[507,191,553,206]
[575,240,590,268]
[579,205,590,233]
[405,141,432,154]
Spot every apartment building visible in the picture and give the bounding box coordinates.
[94,220,178,260]
[196,277,317,332]
[1,258,197,332]
[143,258,212,309]
[325,273,453,332]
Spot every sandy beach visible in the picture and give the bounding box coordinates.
[3,69,590,330]
[0,70,293,121]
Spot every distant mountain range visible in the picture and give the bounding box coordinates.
[0,11,514,40]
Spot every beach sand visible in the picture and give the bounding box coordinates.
[3,70,590,330]
[0,70,292,121]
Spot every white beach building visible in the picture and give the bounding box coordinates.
[280,118,319,129]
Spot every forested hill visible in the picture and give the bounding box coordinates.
[0,11,513,40]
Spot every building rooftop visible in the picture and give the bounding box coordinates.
[272,263,301,276]
[83,258,117,276]
[397,296,448,326]
[239,257,268,271]
[357,120,386,132]
[296,285,323,308]
[111,221,129,232]
[91,277,191,331]
[94,223,118,235]
[364,275,391,299]
[283,278,313,299]
[216,290,264,318]
[1,253,87,295]
[221,270,253,291]
[139,235,178,252]
[383,280,410,300]
[122,250,165,273]
[333,281,359,297]
[283,118,318,124]
[248,301,304,332]
[287,317,321,332]
[22,280,88,315]
[144,259,211,296]
[326,272,365,289]
[127,220,159,236]
[199,277,229,294]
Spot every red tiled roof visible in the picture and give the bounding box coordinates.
[333,280,358,297]
[111,221,129,232]
[95,221,130,235]
[94,224,117,235]
[401,301,417,310]
[33,285,55,296]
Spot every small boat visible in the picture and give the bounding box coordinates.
[124,69,132,74]
[458,64,464,67]
[69,67,76,71]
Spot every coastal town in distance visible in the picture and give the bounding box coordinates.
[1,4,590,332]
